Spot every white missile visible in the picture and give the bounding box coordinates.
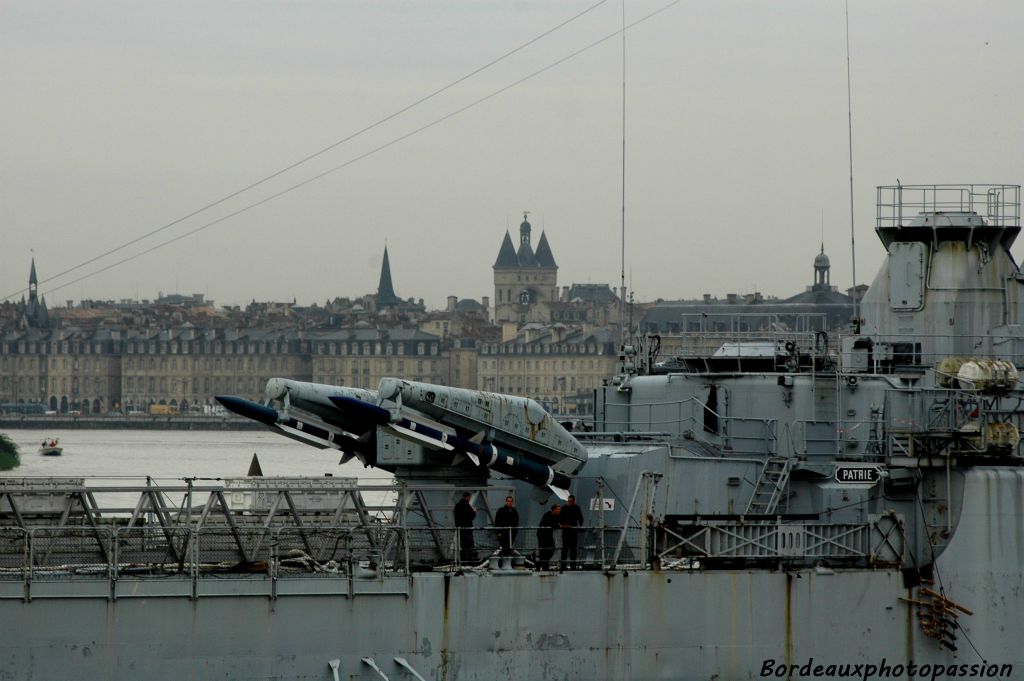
[376,378,587,474]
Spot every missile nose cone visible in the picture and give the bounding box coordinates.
[265,378,288,400]
[328,395,392,425]
[378,377,403,400]
[215,395,279,425]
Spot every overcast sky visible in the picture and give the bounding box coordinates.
[2,1,1022,310]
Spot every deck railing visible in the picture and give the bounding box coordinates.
[0,522,651,598]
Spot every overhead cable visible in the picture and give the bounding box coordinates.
[3,0,611,301]
[30,0,682,298]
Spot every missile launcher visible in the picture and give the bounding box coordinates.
[218,377,585,495]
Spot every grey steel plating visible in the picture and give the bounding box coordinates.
[2,184,1024,680]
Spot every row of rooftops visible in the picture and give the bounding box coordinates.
[0,326,444,355]
[5,222,854,342]
[480,325,617,355]
[0,324,623,359]
[0,321,626,358]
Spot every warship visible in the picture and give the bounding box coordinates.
[1,183,1022,680]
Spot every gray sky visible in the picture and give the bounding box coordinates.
[3,1,1023,310]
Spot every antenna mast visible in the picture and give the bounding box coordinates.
[619,0,627,347]
[845,1,859,325]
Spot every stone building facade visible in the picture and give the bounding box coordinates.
[309,329,447,391]
[0,246,630,419]
[120,329,312,413]
[477,326,616,415]
[0,328,122,414]
[0,326,447,414]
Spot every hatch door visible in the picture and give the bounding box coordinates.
[888,242,926,311]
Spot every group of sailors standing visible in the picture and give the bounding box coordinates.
[536,497,584,570]
[454,492,585,570]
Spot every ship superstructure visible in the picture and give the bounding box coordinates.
[1,184,1022,680]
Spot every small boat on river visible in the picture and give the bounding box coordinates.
[38,438,63,456]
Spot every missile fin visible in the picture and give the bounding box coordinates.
[339,451,356,465]
[391,423,455,450]
[464,450,480,466]
[468,431,486,445]
[277,424,340,450]
[451,453,466,467]
[547,485,570,501]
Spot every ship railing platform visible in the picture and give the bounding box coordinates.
[656,331,1022,377]
[884,387,1024,459]
[596,398,780,456]
[876,183,1020,230]
[655,328,829,362]
[0,515,905,601]
[0,478,909,600]
[655,512,905,568]
[0,522,653,600]
[0,478,656,598]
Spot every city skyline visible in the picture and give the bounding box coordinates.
[6,235,844,314]
[3,1,1023,309]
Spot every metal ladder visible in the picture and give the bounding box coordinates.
[888,431,913,457]
[744,457,795,515]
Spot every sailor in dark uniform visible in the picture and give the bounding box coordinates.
[494,496,519,555]
[560,495,584,570]
[536,504,561,570]
[454,492,477,564]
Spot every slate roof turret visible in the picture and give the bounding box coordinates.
[494,231,519,268]
[535,232,557,268]
[494,214,557,269]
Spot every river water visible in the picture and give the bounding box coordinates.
[1,428,392,488]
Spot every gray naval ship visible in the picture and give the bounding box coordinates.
[1,184,1022,680]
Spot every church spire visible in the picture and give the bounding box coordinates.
[28,257,39,306]
[376,245,400,307]
[22,256,48,328]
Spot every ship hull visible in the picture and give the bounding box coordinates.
[1,470,1020,681]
